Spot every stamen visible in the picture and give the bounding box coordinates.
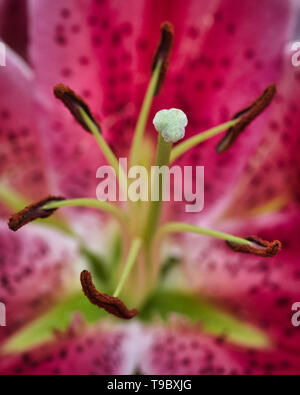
[129,22,174,167]
[42,198,127,226]
[156,222,253,246]
[8,196,65,231]
[80,270,138,320]
[226,236,281,257]
[54,84,127,193]
[113,238,142,298]
[54,84,101,134]
[216,84,276,153]
[152,22,174,95]
[170,119,238,163]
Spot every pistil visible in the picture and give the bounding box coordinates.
[143,133,172,247]
[143,109,188,246]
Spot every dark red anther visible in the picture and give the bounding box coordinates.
[152,22,174,95]
[80,270,139,320]
[8,196,65,231]
[216,84,277,153]
[226,235,281,257]
[54,84,101,134]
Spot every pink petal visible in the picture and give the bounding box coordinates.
[183,211,300,352]
[2,320,300,375]
[28,0,141,120]
[139,324,300,375]
[0,49,49,202]
[28,0,114,198]
[28,0,220,147]
[224,57,300,217]
[0,322,139,375]
[0,222,77,345]
[27,0,220,197]
[27,0,294,208]
[163,0,294,216]
[30,0,146,197]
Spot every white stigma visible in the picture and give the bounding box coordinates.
[153,108,188,143]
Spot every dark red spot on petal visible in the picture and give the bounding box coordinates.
[61,8,71,19]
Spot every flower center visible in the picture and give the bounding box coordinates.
[5,21,280,321]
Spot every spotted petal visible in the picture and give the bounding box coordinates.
[139,324,300,375]
[28,0,112,198]
[0,49,49,208]
[223,57,300,218]
[0,322,139,375]
[2,319,300,375]
[183,211,300,352]
[163,0,294,217]
[28,0,220,149]
[0,222,78,345]
[27,0,222,198]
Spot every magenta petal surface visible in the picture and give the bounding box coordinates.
[0,49,49,203]
[28,0,220,151]
[28,0,294,205]
[225,58,300,217]
[139,325,300,375]
[27,0,219,197]
[0,323,139,375]
[28,0,109,198]
[184,211,300,352]
[0,222,77,345]
[164,0,293,216]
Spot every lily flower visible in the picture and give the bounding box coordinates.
[0,0,300,375]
